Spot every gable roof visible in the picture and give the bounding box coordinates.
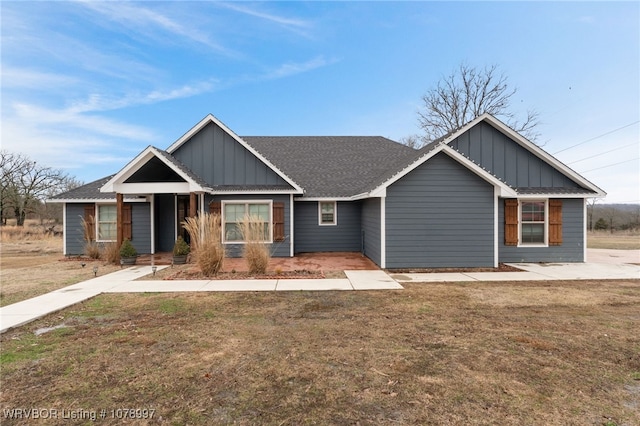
[443,114,606,196]
[101,146,210,194]
[243,136,416,198]
[167,114,303,194]
[365,114,606,198]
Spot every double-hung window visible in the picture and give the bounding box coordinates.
[319,201,337,226]
[520,200,546,245]
[223,201,272,243]
[97,205,117,241]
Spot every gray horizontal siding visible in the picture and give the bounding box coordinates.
[172,122,289,187]
[206,194,291,258]
[294,201,362,253]
[131,203,151,254]
[450,121,580,189]
[64,202,151,255]
[361,198,381,266]
[65,203,87,256]
[386,153,494,268]
[499,198,585,262]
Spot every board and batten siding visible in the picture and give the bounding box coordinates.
[499,198,585,262]
[171,122,289,187]
[294,201,362,253]
[206,194,291,258]
[64,202,151,255]
[361,197,382,266]
[450,121,581,189]
[385,153,495,268]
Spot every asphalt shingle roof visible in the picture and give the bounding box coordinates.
[242,136,417,198]
[49,175,117,201]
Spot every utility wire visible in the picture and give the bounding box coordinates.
[553,120,639,154]
[567,142,639,164]
[581,157,639,173]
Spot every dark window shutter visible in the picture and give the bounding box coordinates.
[504,199,518,246]
[273,202,285,242]
[548,200,563,246]
[209,202,221,216]
[122,204,132,241]
[84,205,95,241]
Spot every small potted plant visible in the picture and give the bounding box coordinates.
[119,238,138,265]
[172,236,190,265]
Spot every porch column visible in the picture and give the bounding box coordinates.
[189,192,197,218]
[116,193,124,248]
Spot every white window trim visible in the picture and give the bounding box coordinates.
[221,200,273,244]
[318,201,337,226]
[518,199,549,247]
[96,203,117,242]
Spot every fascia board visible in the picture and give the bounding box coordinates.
[210,189,301,195]
[294,196,355,202]
[166,114,304,194]
[515,193,600,199]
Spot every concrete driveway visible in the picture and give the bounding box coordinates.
[587,248,640,265]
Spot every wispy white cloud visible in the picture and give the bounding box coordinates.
[67,80,219,113]
[1,67,79,89]
[218,2,311,29]
[77,0,236,56]
[265,56,338,80]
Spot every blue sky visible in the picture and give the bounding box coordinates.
[2,1,638,203]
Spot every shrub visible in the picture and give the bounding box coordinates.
[183,213,225,276]
[119,239,137,258]
[172,236,191,256]
[239,214,271,274]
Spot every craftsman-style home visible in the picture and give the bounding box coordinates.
[50,113,605,268]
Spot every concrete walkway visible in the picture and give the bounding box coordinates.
[2,260,638,334]
[0,268,401,333]
[390,262,640,283]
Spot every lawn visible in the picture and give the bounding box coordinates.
[588,230,640,250]
[1,280,639,425]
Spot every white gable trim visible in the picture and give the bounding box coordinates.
[100,146,207,194]
[445,114,606,197]
[368,143,517,197]
[166,114,303,194]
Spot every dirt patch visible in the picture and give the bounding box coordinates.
[1,279,639,425]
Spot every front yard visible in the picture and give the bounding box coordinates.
[1,279,639,425]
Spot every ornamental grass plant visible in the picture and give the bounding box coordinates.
[182,213,225,276]
[239,214,271,274]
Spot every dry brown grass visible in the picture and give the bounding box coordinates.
[183,213,225,276]
[1,280,639,425]
[588,230,640,250]
[0,237,120,307]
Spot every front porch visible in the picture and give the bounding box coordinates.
[136,251,379,272]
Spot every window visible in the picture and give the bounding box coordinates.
[223,201,271,243]
[520,200,546,244]
[97,205,117,241]
[319,201,336,225]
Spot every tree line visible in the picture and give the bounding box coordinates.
[1,150,81,226]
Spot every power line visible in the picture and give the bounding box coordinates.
[567,142,639,164]
[581,157,640,173]
[553,120,639,155]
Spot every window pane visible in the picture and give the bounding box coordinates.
[225,223,243,241]
[522,223,544,243]
[320,202,335,224]
[99,205,116,221]
[249,204,269,221]
[98,223,116,241]
[522,202,545,222]
[225,204,245,222]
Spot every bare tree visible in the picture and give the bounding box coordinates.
[416,63,540,145]
[1,150,78,226]
[398,134,426,150]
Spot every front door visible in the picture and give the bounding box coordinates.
[176,195,198,243]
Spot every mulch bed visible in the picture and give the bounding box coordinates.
[161,267,326,280]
